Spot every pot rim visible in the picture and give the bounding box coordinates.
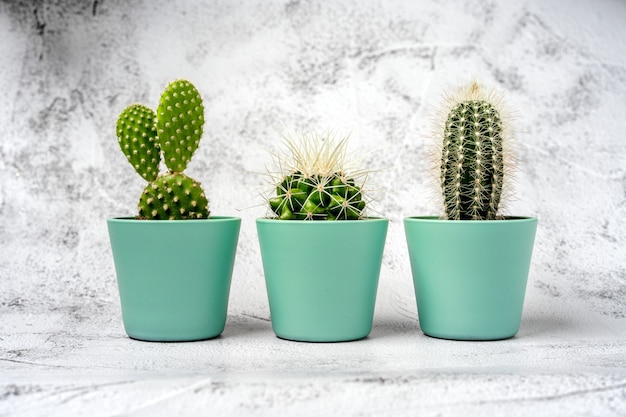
[108,216,241,223]
[404,216,536,224]
[256,217,388,225]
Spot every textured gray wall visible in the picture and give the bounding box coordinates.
[1,0,625,330]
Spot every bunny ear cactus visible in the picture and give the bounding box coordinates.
[138,172,208,220]
[439,82,514,220]
[116,104,160,182]
[267,132,370,220]
[157,80,205,173]
[116,79,210,220]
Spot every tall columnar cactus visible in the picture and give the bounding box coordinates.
[267,132,369,220]
[440,82,512,220]
[116,79,209,220]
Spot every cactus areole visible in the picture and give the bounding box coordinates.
[440,82,509,220]
[116,80,210,220]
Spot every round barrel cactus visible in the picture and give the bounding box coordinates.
[266,133,369,220]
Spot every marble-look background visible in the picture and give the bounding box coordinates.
[0,0,625,415]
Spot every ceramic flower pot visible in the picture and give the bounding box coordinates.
[107,216,241,342]
[256,218,389,342]
[404,217,537,341]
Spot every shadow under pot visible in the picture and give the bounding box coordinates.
[107,216,241,342]
[256,218,389,342]
[404,216,537,341]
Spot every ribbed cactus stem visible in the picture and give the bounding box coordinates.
[441,83,505,220]
[270,172,365,220]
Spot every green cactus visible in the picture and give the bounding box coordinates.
[267,133,369,220]
[270,171,366,220]
[115,104,160,182]
[156,80,204,173]
[138,172,209,220]
[440,82,508,220]
[115,79,210,220]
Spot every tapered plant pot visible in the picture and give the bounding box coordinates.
[404,216,537,341]
[107,216,241,342]
[257,218,388,342]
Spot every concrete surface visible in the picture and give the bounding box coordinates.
[0,0,625,415]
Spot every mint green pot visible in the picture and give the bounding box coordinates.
[256,218,388,342]
[107,216,241,342]
[404,217,537,341]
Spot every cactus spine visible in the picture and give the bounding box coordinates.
[440,82,511,220]
[116,80,210,220]
[267,132,369,220]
